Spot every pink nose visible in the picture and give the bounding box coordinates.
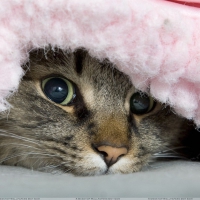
[97,145,128,167]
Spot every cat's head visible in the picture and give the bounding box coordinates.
[0,48,192,176]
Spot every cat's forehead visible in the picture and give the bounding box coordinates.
[22,48,135,116]
[27,49,133,96]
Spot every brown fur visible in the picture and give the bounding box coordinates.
[0,48,199,176]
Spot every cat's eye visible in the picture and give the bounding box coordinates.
[42,77,75,105]
[130,92,155,115]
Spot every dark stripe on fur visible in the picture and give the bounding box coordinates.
[74,49,87,75]
[128,114,139,135]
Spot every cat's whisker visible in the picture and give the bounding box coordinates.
[153,155,186,158]
[152,146,190,160]
[0,143,40,150]
[39,165,59,169]
[146,161,168,170]
[37,163,69,174]
[160,146,188,154]
[153,152,180,156]
[31,157,48,169]
[153,146,189,159]
[38,163,63,170]
[0,143,44,166]
[0,130,40,146]
[0,152,57,164]
[152,152,188,159]
[63,166,78,174]
[142,161,161,171]
[16,155,55,165]
[47,161,81,174]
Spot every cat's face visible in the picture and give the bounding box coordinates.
[0,49,190,176]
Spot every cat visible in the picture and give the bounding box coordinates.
[0,48,199,176]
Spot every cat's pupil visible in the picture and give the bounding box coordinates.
[130,92,151,115]
[44,78,68,103]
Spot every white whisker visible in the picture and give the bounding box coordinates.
[0,152,57,164]
[159,146,188,154]
[63,166,77,174]
[0,143,40,150]
[152,145,190,160]
[39,164,62,170]
[0,130,40,146]
[38,163,66,174]
[153,155,186,158]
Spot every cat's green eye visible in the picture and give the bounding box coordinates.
[130,92,155,115]
[42,77,75,105]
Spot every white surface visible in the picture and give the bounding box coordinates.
[0,161,200,197]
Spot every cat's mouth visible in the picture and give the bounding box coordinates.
[68,151,145,176]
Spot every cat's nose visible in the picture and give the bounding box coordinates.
[96,145,128,167]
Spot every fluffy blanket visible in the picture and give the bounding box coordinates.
[1,0,200,127]
[1,161,200,197]
[1,1,200,197]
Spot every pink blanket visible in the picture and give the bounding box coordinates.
[1,0,200,126]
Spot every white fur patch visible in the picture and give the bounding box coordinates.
[83,153,107,175]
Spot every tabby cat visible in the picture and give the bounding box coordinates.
[0,48,199,176]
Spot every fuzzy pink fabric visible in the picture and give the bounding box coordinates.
[1,0,200,126]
